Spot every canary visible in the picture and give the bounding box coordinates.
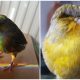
[42,4,80,78]
[0,15,27,71]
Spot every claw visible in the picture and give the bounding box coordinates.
[0,53,16,71]
[3,66,12,71]
[3,62,14,71]
[3,53,16,71]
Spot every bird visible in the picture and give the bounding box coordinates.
[0,15,27,71]
[42,4,80,79]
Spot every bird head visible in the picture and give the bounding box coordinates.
[48,4,80,39]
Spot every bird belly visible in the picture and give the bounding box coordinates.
[43,34,80,78]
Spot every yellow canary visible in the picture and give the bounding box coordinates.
[42,4,80,79]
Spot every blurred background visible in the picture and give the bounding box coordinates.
[41,1,80,79]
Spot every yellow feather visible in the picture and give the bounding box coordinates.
[43,18,80,78]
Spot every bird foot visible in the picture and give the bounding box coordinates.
[3,62,17,72]
[3,66,13,72]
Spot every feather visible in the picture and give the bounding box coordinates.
[0,15,27,57]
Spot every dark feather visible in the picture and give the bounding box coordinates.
[0,15,27,56]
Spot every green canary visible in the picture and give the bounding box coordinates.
[0,15,27,71]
